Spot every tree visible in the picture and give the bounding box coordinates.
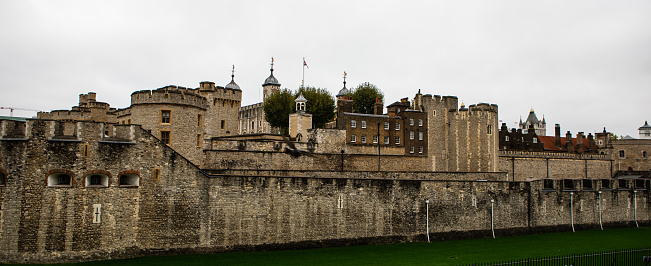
[348,82,384,114]
[264,88,294,134]
[609,133,619,141]
[295,86,335,128]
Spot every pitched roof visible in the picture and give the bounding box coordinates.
[537,135,591,152]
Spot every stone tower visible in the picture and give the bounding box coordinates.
[335,72,353,130]
[263,58,281,100]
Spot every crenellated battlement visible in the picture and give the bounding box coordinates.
[130,86,209,110]
[0,119,137,143]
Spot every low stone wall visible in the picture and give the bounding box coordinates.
[499,151,613,181]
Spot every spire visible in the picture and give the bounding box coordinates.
[336,71,349,98]
[263,57,280,86]
[225,65,241,90]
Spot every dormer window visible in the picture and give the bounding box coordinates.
[533,138,538,143]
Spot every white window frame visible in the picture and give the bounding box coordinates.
[395,136,400,145]
[351,134,356,143]
[361,135,367,143]
[410,131,414,140]
[409,146,414,154]
[351,120,356,128]
[395,123,400,131]
[373,135,378,143]
[361,120,366,129]
[384,122,389,130]
[419,146,423,154]
[384,136,390,144]
[419,132,423,141]
[419,119,423,126]
[409,119,414,126]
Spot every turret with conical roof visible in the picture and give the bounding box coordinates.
[225,65,241,91]
[335,72,353,130]
[263,58,281,101]
[336,71,349,99]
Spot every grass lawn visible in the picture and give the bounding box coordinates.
[23,227,651,266]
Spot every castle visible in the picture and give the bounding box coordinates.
[1,63,649,263]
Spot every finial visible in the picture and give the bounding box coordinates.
[343,71,347,85]
[270,57,274,70]
[461,101,465,107]
[231,65,235,78]
[530,107,534,112]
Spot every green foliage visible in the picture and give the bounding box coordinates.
[609,133,619,140]
[263,88,294,134]
[295,86,335,128]
[348,82,384,114]
[263,87,336,133]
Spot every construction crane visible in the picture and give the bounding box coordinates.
[0,107,40,117]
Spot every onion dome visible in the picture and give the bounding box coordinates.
[263,58,281,86]
[336,71,349,97]
[225,65,241,91]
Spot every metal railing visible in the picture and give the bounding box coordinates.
[467,248,651,266]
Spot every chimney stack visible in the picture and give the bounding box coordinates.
[576,132,584,153]
[565,131,574,152]
[555,124,561,148]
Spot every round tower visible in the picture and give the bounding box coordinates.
[263,58,281,100]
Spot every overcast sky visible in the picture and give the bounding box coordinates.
[1,0,649,138]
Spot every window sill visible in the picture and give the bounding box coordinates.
[119,185,139,188]
[85,185,109,188]
[541,189,556,192]
[48,185,72,188]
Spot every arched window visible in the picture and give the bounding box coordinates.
[85,173,109,188]
[47,171,73,187]
[119,172,140,187]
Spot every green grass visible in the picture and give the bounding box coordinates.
[23,227,651,266]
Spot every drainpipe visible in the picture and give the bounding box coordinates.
[570,192,575,232]
[425,199,430,242]
[598,191,603,230]
[634,190,639,228]
[490,199,495,238]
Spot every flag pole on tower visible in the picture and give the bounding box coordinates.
[302,57,309,87]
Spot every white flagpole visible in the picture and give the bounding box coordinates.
[302,57,305,87]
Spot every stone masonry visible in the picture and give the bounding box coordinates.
[1,119,649,263]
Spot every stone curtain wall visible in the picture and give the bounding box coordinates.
[203,150,430,172]
[499,151,612,181]
[0,119,649,263]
